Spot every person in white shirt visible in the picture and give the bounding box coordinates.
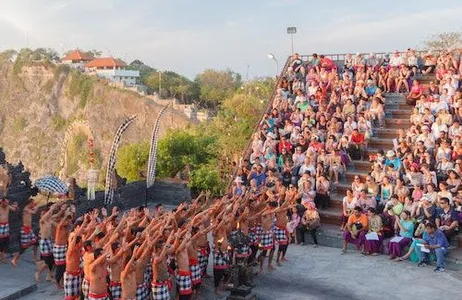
[431,118,448,140]
[449,121,462,139]
[407,49,418,68]
[431,95,449,114]
[390,50,403,67]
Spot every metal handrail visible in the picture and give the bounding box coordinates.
[225,56,292,193]
[300,49,445,65]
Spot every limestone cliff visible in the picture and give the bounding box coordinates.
[0,61,193,185]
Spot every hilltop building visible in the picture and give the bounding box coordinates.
[85,57,140,87]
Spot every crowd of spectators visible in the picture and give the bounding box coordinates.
[232,48,462,272]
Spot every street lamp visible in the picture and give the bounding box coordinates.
[287,26,297,54]
[158,70,163,97]
[267,53,279,76]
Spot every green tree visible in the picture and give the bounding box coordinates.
[157,130,216,177]
[189,161,224,195]
[116,141,150,182]
[194,69,242,108]
[424,31,462,50]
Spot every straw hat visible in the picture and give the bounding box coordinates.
[386,150,395,157]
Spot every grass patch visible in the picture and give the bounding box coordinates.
[42,78,55,93]
[51,114,67,131]
[68,70,94,109]
[13,117,28,133]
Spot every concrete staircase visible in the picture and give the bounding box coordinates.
[318,91,462,251]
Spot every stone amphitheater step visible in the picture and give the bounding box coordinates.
[373,128,398,139]
[368,138,395,149]
[349,160,373,172]
[384,118,411,129]
[329,192,344,209]
[318,207,342,226]
[387,109,412,119]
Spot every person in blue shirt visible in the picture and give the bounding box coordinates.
[417,222,449,272]
[384,150,402,171]
[365,80,377,97]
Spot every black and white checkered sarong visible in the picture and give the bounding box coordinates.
[274,226,289,245]
[136,283,149,300]
[259,229,274,250]
[53,244,67,265]
[64,271,81,298]
[39,238,53,256]
[109,281,122,300]
[176,270,192,296]
[81,277,90,299]
[190,261,201,285]
[151,281,171,300]
[0,222,9,238]
[20,227,37,248]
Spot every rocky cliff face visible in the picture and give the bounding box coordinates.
[0,61,193,185]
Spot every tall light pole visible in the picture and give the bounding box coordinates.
[287,27,297,54]
[158,71,162,98]
[267,53,279,76]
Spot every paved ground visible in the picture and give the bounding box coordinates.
[2,243,462,300]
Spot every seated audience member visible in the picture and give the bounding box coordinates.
[417,222,449,272]
[300,202,321,247]
[406,79,423,106]
[435,197,459,242]
[363,208,383,255]
[388,210,414,259]
[342,206,368,254]
[349,129,365,160]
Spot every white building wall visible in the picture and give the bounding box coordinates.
[95,69,140,87]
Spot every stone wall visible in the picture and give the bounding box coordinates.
[5,179,190,253]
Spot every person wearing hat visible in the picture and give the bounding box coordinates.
[431,93,449,115]
[422,51,437,75]
[232,177,246,197]
[390,50,403,67]
[385,150,402,171]
[365,79,377,96]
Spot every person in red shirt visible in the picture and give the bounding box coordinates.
[349,129,365,160]
[406,79,423,106]
[319,55,336,72]
[277,136,292,154]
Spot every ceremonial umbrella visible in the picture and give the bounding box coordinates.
[34,175,69,196]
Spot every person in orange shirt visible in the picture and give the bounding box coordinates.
[342,206,368,254]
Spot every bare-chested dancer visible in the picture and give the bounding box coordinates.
[212,210,231,295]
[88,247,110,300]
[151,230,176,300]
[12,198,38,266]
[0,198,18,263]
[257,201,277,274]
[274,200,291,266]
[175,227,193,300]
[81,240,95,300]
[54,208,73,289]
[64,221,84,300]
[134,233,155,300]
[35,202,60,282]
[121,245,139,300]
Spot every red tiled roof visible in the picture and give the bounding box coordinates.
[62,50,92,62]
[85,57,126,69]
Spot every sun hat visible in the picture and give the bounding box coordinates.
[386,150,395,157]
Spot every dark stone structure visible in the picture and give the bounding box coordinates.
[1,146,190,253]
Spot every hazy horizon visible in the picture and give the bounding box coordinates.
[1,0,461,79]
